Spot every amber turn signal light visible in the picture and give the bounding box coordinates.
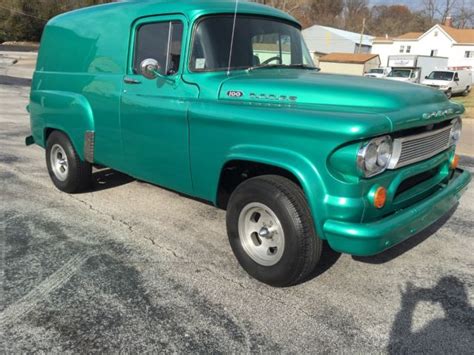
[374,187,387,209]
[451,154,459,170]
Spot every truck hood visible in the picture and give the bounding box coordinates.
[219,70,462,131]
[422,79,451,87]
[364,73,385,78]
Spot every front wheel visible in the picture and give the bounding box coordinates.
[226,175,322,287]
[445,89,452,99]
[46,131,92,193]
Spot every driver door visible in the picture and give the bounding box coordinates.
[120,15,197,195]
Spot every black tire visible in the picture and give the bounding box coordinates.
[446,89,452,99]
[46,131,92,193]
[462,86,470,96]
[226,175,322,287]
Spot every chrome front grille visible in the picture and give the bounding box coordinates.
[388,125,452,169]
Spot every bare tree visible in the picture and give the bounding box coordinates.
[253,0,344,28]
[437,0,458,24]
[367,5,427,37]
[344,0,369,32]
[452,0,474,28]
[422,0,437,23]
[266,0,305,13]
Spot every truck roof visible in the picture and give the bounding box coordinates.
[37,0,297,74]
[49,0,297,28]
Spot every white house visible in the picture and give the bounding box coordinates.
[302,25,374,64]
[372,21,474,80]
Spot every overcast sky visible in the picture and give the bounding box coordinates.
[370,0,426,10]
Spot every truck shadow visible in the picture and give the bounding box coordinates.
[302,241,342,282]
[387,276,474,353]
[352,204,458,264]
[0,75,32,87]
[91,168,135,192]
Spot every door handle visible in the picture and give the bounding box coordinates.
[124,77,142,85]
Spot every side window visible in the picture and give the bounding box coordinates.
[134,21,183,75]
[252,34,292,66]
[399,45,404,53]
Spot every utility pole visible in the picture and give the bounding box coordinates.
[357,18,366,54]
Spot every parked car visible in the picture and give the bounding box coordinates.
[364,68,389,78]
[422,69,472,98]
[26,0,471,286]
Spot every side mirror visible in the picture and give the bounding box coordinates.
[454,77,459,82]
[140,58,176,83]
[425,76,429,79]
[140,58,161,79]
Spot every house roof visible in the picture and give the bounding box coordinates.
[373,25,474,45]
[373,36,393,43]
[50,0,297,28]
[302,25,375,47]
[439,25,474,44]
[319,53,380,64]
[372,32,423,43]
[395,32,423,40]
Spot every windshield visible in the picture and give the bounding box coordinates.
[426,71,454,81]
[369,69,384,74]
[190,15,315,72]
[387,69,411,78]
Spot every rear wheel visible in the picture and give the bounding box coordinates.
[462,86,470,96]
[226,175,322,287]
[46,131,91,193]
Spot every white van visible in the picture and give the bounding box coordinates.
[422,69,472,98]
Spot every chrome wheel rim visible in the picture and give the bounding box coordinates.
[238,202,285,266]
[50,144,69,182]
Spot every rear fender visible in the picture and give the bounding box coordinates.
[29,90,94,160]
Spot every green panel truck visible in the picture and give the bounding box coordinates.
[26,0,471,286]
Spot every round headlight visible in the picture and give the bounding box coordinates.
[450,118,462,145]
[364,142,378,172]
[377,140,392,167]
[357,136,393,177]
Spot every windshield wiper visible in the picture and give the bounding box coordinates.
[287,64,320,71]
[247,64,320,72]
[246,64,286,71]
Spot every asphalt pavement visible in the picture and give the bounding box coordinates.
[1,80,473,353]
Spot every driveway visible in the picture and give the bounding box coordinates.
[1,82,473,353]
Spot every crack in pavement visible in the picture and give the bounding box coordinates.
[66,192,331,330]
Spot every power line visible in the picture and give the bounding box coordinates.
[0,5,48,22]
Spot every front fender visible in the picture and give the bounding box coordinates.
[222,144,328,238]
[29,90,94,160]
